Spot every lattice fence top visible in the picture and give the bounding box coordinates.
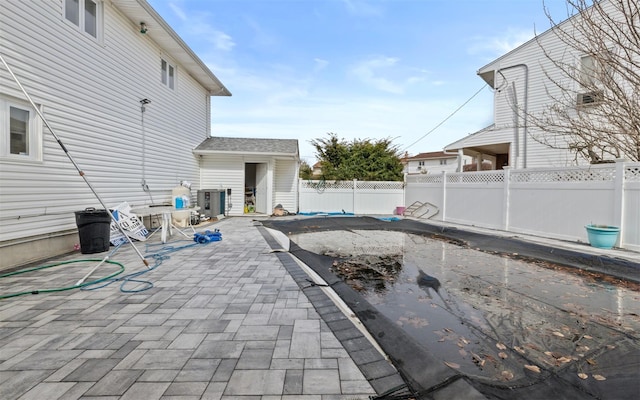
[301,180,353,190]
[511,165,616,182]
[406,175,443,184]
[626,164,640,182]
[301,180,404,190]
[448,171,505,183]
[356,181,404,189]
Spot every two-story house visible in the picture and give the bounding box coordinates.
[445,0,633,169]
[402,151,467,174]
[0,0,231,268]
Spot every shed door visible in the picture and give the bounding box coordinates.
[255,163,268,213]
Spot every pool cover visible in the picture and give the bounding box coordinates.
[262,216,640,400]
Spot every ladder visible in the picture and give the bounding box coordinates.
[403,201,439,219]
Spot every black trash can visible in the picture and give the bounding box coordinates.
[75,208,111,254]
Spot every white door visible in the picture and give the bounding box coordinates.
[255,163,268,213]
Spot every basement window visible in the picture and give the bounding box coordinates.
[161,59,176,90]
[64,0,102,39]
[0,97,43,161]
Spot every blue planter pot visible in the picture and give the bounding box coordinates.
[585,224,620,249]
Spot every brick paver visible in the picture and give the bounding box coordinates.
[0,217,384,400]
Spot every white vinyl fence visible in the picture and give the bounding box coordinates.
[405,161,640,251]
[299,179,404,215]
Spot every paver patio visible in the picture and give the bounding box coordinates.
[0,217,392,400]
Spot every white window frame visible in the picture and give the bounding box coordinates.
[0,96,43,162]
[63,0,103,40]
[161,58,176,90]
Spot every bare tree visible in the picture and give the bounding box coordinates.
[531,0,640,163]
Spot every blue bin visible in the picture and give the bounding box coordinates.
[585,225,620,249]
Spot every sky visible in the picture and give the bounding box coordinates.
[147,0,571,164]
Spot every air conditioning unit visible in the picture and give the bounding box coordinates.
[577,91,602,105]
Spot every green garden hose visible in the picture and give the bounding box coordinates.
[0,259,125,299]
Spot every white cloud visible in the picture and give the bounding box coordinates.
[165,3,235,52]
[349,56,431,94]
[341,0,384,17]
[314,58,329,72]
[168,2,187,21]
[350,57,404,94]
[467,28,535,59]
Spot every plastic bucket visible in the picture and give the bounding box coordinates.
[585,224,620,249]
[75,208,111,254]
[395,206,406,215]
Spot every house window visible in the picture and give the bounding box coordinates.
[0,97,42,161]
[577,55,603,106]
[64,0,102,39]
[439,159,447,165]
[161,59,176,89]
[418,161,425,166]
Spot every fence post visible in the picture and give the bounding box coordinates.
[614,160,625,247]
[502,167,511,230]
[353,179,357,214]
[441,171,447,221]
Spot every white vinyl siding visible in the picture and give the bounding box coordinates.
[273,159,298,212]
[0,0,209,243]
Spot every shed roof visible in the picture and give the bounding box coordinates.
[194,137,299,158]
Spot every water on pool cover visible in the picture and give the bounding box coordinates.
[289,230,640,383]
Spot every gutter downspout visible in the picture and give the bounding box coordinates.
[496,64,529,168]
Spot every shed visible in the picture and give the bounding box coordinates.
[194,137,300,216]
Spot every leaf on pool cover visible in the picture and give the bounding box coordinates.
[444,361,460,369]
[593,374,606,381]
[578,373,588,380]
[501,370,514,380]
[557,356,572,363]
[552,331,565,337]
[498,352,508,359]
[524,365,541,373]
[586,358,597,365]
[496,343,507,350]
[471,353,485,367]
[514,346,526,354]
[459,349,467,357]
[584,335,593,339]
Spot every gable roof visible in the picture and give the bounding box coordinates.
[194,137,299,158]
[111,0,231,96]
[407,151,457,161]
[476,1,595,88]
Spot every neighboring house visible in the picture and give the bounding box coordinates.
[403,151,467,174]
[0,0,230,268]
[194,137,300,216]
[445,0,624,169]
[311,161,323,177]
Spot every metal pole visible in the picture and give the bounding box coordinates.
[75,254,110,286]
[0,53,149,268]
